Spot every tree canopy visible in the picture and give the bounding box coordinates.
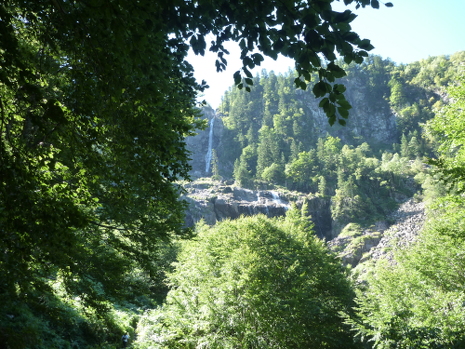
[347,70,465,349]
[137,213,360,348]
[349,199,465,348]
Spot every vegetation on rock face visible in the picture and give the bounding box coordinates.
[211,53,464,232]
[219,52,465,182]
[349,201,465,348]
[183,57,465,348]
[425,75,465,193]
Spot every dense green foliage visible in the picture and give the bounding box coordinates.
[220,53,465,176]
[193,55,465,348]
[349,201,465,348]
[1,0,202,346]
[0,0,398,346]
[348,74,465,347]
[2,0,464,346]
[137,213,360,348]
[425,76,465,192]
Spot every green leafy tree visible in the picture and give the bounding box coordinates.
[349,201,465,348]
[138,214,361,349]
[318,175,328,196]
[1,3,203,344]
[256,126,281,177]
[261,162,286,185]
[332,175,366,224]
[211,149,221,180]
[233,157,253,188]
[400,133,411,158]
[349,75,465,348]
[388,78,408,107]
[408,135,421,158]
[285,150,318,192]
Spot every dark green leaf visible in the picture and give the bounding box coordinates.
[342,32,359,43]
[333,84,346,93]
[334,10,355,23]
[273,39,285,51]
[337,99,352,110]
[358,39,374,51]
[338,107,349,118]
[252,53,264,65]
[328,62,347,78]
[312,81,329,98]
[243,66,253,78]
[328,114,336,125]
[233,71,241,85]
[319,97,330,108]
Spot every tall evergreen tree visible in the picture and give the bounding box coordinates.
[400,133,411,158]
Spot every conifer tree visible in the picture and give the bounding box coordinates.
[400,133,411,158]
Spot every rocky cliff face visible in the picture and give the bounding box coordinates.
[296,75,397,146]
[183,178,426,264]
[182,180,332,239]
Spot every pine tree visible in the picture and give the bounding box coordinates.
[400,133,411,158]
[408,135,421,158]
[234,156,253,188]
[318,176,327,196]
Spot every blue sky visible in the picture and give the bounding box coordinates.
[188,0,465,108]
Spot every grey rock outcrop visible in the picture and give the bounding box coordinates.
[182,181,332,239]
[295,75,397,146]
[329,198,426,267]
[364,198,426,262]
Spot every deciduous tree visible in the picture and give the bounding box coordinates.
[138,214,360,348]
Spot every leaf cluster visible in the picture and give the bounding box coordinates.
[0,0,203,345]
[173,0,393,123]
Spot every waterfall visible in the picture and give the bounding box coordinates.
[205,117,215,173]
[270,191,290,210]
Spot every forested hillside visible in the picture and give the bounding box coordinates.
[217,52,464,180]
[174,53,465,347]
[184,52,464,235]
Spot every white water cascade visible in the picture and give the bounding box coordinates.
[205,117,215,173]
[270,191,290,210]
